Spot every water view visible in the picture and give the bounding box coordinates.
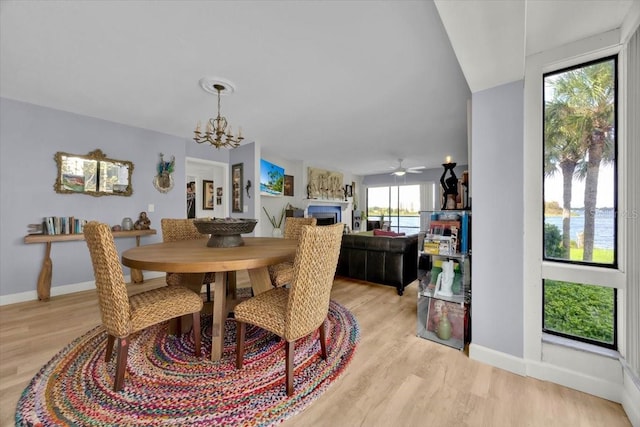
[544,209,615,249]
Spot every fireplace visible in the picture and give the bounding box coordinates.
[307,204,342,226]
[312,212,338,226]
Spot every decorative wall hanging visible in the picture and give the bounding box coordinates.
[284,175,294,197]
[245,180,252,198]
[203,180,214,210]
[153,153,175,193]
[306,167,344,200]
[232,163,243,213]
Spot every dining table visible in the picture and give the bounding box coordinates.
[121,236,298,361]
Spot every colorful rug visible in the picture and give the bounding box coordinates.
[16,300,359,426]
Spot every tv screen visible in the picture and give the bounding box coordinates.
[260,158,285,196]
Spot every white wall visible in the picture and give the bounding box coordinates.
[469,80,525,358]
[186,158,228,219]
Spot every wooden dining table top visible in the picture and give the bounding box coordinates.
[121,237,298,272]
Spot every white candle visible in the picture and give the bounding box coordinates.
[445,156,452,164]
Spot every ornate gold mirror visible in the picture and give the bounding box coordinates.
[54,149,134,196]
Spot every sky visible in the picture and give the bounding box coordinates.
[544,164,614,208]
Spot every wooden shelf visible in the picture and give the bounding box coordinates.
[24,229,156,244]
[24,229,157,301]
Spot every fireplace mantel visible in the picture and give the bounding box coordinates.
[301,199,351,211]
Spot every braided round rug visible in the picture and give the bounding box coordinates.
[16,300,359,426]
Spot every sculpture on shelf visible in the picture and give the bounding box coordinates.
[440,161,458,209]
[435,260,454,297]
[134,212,151,230]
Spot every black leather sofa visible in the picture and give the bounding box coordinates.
[336,233,418,295]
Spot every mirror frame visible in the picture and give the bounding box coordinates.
[54,149,134,197]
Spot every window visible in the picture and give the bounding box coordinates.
[366,185,420,234]
[542,56,617,348]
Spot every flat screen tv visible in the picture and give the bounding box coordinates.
[260,158,285,196]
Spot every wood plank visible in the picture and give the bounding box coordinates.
[0,275,631,427]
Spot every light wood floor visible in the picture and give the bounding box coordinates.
[0,274,630,427]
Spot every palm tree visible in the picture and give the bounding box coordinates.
[544,99,583,258]
[545,60,615,261]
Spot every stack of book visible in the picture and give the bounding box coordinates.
[36,217,87,235]
[423,211,470,255]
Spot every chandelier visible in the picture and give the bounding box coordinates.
[193,78,244,149]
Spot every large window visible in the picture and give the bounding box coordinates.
[366,185,420,234]
[542,56,617,348]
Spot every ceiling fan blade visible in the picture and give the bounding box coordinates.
[408,166,426,170]
[407,169,423,174]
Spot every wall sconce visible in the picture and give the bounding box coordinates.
[245,180,252,198]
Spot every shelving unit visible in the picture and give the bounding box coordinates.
[417,210,471,350]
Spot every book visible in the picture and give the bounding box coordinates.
[429,220,460,252]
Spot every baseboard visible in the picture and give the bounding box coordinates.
[469,343,528,376]
[0,271,165,306]
[470,343,638,425]
[622,362,640,427]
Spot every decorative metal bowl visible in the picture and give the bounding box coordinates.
[193,218,258,247]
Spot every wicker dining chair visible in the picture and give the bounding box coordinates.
[161,218,216,300]
[235,223,343,396]
[268,217,317,288]
[84,221,203,392]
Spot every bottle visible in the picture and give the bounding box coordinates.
[436,306,452,340]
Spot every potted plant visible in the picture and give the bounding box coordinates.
[263,206,285,237]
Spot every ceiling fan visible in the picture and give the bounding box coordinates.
[389,159,426,176]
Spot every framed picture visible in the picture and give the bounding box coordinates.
[203,180,214,210]
[232,163,243,213]
[284,174,294,197]
[187,181,196,218]
[425,298,467,344]
[216,187,223,205]
[345,184,353,197]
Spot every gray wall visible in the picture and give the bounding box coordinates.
[471,80,524,357]
[0,97,232,297]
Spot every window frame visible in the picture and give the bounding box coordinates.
[540,54,622,350]
[365,184,421,235]
[541,55,619,270]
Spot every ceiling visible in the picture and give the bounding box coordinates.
[1,1,636,176]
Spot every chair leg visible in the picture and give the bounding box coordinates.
[176,316,182,335]
[105,334,115,362]
[285,340,294,396]
[114,336,129,392]
[192,311,201,357]
[318,320,328,360]
[205,283,211,302]
[236,321,246,369]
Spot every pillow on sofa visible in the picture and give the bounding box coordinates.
[373,229,406,237]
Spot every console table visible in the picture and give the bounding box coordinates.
[24,229,157,301]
